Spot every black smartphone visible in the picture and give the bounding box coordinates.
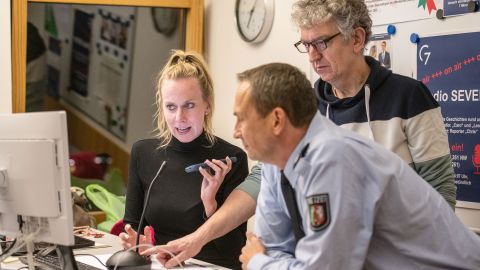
[185,157,237,173]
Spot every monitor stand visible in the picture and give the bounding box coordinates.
[56,245,79,270]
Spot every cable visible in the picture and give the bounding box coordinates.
[74,253,107,267]
[0,225,42,263]
[135,161,167,252]
[0,239,17,257]
[113,243,184,270]
[0,215,25,258]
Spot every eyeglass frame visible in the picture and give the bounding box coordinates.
[294,32,342,53]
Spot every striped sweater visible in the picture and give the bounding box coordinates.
[314,56,456,208]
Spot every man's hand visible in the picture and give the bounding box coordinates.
[200,157,233,217]
[240,232,265,270]
[141,232,205,268]
[119,224,153,253]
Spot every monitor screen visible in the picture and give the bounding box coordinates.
[0,111,74,246]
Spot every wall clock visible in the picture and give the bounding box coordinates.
[235,0,275,43]
[151,7,179,36]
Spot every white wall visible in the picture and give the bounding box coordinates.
[204,0,310,148]
[0,1,12,113]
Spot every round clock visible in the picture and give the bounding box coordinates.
[235,0,275,43]
[151,7,179,36]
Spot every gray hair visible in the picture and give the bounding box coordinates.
[291,0,372,42]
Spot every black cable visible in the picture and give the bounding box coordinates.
[0,215,25,258]
[17,215,24,232]
[135,160,167,252]
[0,238,17,257]
[75,253,108,267]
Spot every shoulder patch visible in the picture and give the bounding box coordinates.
[306,193,330,231]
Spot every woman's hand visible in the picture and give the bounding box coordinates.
[119,224,154,253]
[199,157,233,217]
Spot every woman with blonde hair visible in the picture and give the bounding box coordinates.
[120,50,248,269]
[368,44,377,60]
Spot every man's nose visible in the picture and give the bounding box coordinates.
[308,46,322,61]
[233,125,241,139]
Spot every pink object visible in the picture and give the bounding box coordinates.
[110,220,155,244]
[69,151,109,179]
[473,144,480,175]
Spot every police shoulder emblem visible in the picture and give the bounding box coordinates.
[306,193,330,231]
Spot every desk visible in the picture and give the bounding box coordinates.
[1,232,228,270]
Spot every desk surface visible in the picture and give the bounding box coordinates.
[1,231,228,270]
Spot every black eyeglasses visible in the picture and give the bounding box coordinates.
[294,32,342,53]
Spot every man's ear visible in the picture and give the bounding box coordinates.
[352,27,367,54]
[271,107,286,136]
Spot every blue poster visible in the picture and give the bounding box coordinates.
[444,0,479,16]
[417,31,480,204]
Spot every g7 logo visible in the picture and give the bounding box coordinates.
[419,44,431,66]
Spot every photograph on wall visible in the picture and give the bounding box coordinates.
[69,9,93,97]
[99,10,129,49]
[73,9,94,43]
[365,33,392,70]
[100,15,111,42]
[417,31,480,207]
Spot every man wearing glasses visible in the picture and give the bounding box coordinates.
[292,0,456,209]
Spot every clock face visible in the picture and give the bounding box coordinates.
[151,7,179,36]
[235,0,274,43]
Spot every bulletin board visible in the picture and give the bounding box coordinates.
[416,30,480,208]
[45,4,135,140]
[371,1,480,207]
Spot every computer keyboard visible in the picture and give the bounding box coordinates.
[73,235,95,249]
[34,253,103,270]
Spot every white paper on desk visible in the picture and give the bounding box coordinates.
[75,254,109,270]
[151,257,227,269]
[76,242,111,250]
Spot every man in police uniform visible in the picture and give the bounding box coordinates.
[234,63,480,270]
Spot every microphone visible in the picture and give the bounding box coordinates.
[473,144,480,175]
[106,161,167,270]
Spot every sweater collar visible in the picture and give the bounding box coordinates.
[314,56,391,108]
[168,131,212,152]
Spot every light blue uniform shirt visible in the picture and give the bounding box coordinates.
[249,112,480,270]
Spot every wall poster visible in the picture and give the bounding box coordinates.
[417,31,480,207]
[365,33,393,70]
[69,9,93,97]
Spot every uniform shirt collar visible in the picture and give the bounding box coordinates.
[283,112,324,185]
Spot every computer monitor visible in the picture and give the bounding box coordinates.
[0,111,74,246]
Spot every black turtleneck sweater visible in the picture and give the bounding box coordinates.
[124,133,248,269]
